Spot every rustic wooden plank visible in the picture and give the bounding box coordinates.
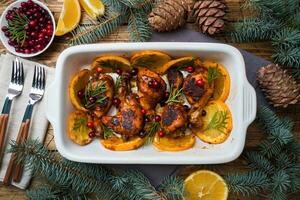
[0,0,299,199]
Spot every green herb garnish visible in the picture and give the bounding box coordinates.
[207,67,220,85]
[144,121,160,142]
[7,12,29,46]
[73,117,88,132]
[114,76,122,93]
[204,111,228,133]
[84,80,107,108]
[165,87,183,104]
[175,58,195,71]
[102,125,117,139]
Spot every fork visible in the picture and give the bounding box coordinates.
[0,59,24,167]
[3,66,46,185]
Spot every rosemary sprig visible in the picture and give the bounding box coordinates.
[204,111,228,133]
[102,125,118,139]
[7,12,29,45]
[84,80,107,108]
[207,67,220,85]
[144,121,160,142]
[166,87,183,104]
[114,76,122,93]
[73,117,88,132]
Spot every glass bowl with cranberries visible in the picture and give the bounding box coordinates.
[0,0,55,57]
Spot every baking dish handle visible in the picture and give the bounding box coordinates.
[45,82,59,125]
[243,83,257,127]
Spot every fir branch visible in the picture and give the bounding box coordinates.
[102,125,118,139]
[7,12,29,45]
[70,10,124,46]
[271,28,300,48]
[231,18,278,42]
[166,87,183,104]
[207,67,220,85]
[269,170,291,200]
[8,140,119,199]
[244,151,274,174]
[128,9,152,42]
[144,121,160,142]
[272,46,300,68]
[84,80,107,109]
[259,138,282,159]
[158,176,185,200]
[224,170,269,196]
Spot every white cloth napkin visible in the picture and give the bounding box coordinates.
[0,53,55,189]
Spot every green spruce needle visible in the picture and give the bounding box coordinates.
[114,76,122,93]
[144,121,160,142]
[73,117,87,132]
[7,12,29,46]
[84,80,107,109]
[102,125,117,139]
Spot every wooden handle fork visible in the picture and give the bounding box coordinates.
[2,119,30,185]
[0,114,9,167]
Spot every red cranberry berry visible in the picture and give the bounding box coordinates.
[96,67,103,74]
[130,68,138,76]
[165,92,170,98]
[148,80,153,88]
[88,131,96,138]
[141,108,146,114]
[113,97,121,107]
[152,80,159,88]
[1,26,8,32]
[24,48,30,54]
[196,79,205,87]
[158,130,165,137]
[29,20,37,27]
[183,105,190,112]
[89,96,96,103]
[201,110,207,116]
[87,122,94,129]
[139,132,146,138]
[186,66,195,73]
[77,89,85,98]
[154,115,161,122]
[116,68,123,75]
[144,116,150,122]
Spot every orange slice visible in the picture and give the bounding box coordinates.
[184,170,228,200]
[153,134,195,151]
[202,61,231,102]
[100,136,145,151]
[69,69,90,111]
[91,55,132,73]
[55,0,81,36]
[79,0,105,20]
[131,50,171,73]
[159,56,195,74]
[193,100,232,144]
[67,111,92,145]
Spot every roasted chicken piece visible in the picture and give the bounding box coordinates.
[102,74,144,137]
[137,67,166,110]
[160,70,187,135]
[183,68,214,128]
[88,74,114,118]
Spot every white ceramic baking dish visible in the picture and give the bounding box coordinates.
[46,42,256,164]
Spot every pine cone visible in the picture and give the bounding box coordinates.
[257,64,300,108]
[148,0,193,32]
[191,0,226,35]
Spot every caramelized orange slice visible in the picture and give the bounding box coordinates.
[160,56,195,74]
[153,134,195,151]
[91,55,131,73]
[100,136,145,151]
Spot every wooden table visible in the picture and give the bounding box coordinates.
[0,0,299,199]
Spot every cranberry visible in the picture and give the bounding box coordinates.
[139,132,146,138]
[27,0,34,6]
[29,20,36,27]
[154,115,161,122]
[47,20,52,24]
[28,40,34,46]
[183,105,190,112]
[24,25,29,31]
[31,48,36,53]
[158,130,165,137]
[87,122,94,129]
[201,110,207,116]
[113,98,121,107]
[196,79,205,87]
[144,116,150,122]
[1,26,8,32]
[186,66,195,73]
[94,67,102,74]
[130,68,138,76]
[88,131,96,138]
[39,17,45,23]
[8,39,14,46]
[165,92,170,98]
[33,13,41,18]
[77,89,84,98]
[88,96,96,103]
[38,33,45,39]
[24,48,30,54]
[148,80,153,88]
[30,32,37,38]
[116,68,122,75]
[15,48,20,53]
[46,24,52,30]
[141,108,146,114]
[19,48,24,53]
[41,28,47,33]
[4,31,10,37]
[21,2,28,8]
[46,29,53,35]
[152,80,159,88]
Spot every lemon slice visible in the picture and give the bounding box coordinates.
[184,170,228,200]
[79,0,105,20]
[55,0,81,36]
[69,69,90,111]
[68,111,92,145]
[91,55,132,73]
[131,50,171,74]
[193,100,232,144]
[160,56,195,74]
